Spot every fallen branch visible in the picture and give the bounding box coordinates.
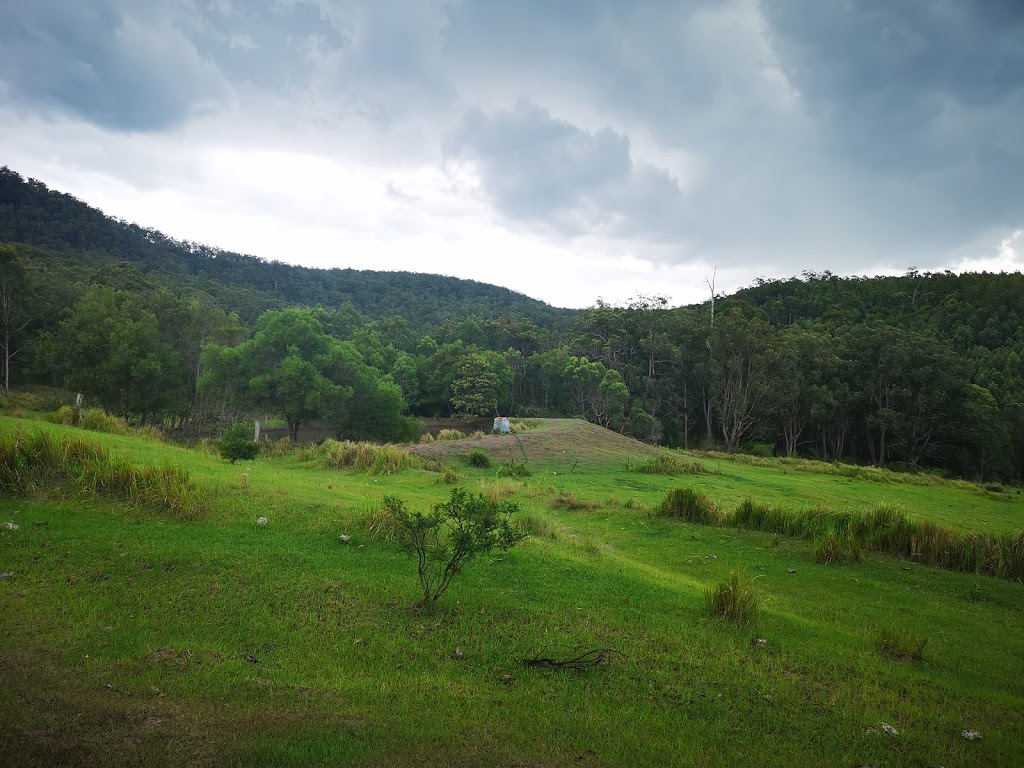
[522,645,621,670]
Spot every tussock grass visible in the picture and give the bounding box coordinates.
[496,461,532,478]
[876,625,929,661]
[260,436,293,457]
[478,478,520,503]
[550,491,598,511]
[704,570,759,623]
[51,405,166,441]
[464,449,491,469]
[727,497,1024,580]
[657,487,722,525]
[436,429,466,441]
[300,439,422,475]
[631,454,708,476]
[517,512,556,539]
[0,428,203,519]
[438,467,459,485]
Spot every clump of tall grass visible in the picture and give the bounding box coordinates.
[0,428,204,519]
[657,487,722,525]
[550,491,598,511]
[478,478,521,504]
[438,467,459,485]
[497,461,532,478]
[876,625,929,661]
[811,528,864,564]
[300,439,422,475]
[436,429,466,441]
[464,449,491,469]
[517,512,556,539]
[704,570,759,624]
[260,436,293,457]
[632,455,708,476]
[50,405,166,441]
[727,498,1024,581]
[419,432,435,443]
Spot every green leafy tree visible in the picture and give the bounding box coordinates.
[383,487,525,611]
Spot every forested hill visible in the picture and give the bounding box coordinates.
[728,270,1024,350]
[0,166,574,330]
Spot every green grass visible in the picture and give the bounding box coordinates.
[1,414,1022,767]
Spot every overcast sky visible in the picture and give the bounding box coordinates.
[2,1,1022,308]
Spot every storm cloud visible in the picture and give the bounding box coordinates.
[1,0,1020,306]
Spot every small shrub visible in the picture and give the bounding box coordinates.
[384,487,525,611]
[437,429,466,441]
[465,449,491,469]
[704,570,759,624]
[219,423,261,464]
[497,461,532,478]
[876,625,929,661]
[657,487,722,525]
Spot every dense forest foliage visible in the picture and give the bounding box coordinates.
[2,166,1023,481]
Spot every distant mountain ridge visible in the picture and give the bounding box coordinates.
[0,166,576,329]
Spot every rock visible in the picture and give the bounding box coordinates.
[961,730,982,741]
[787,568,796,573]
[256,517,268,526]
[881,723,899,736]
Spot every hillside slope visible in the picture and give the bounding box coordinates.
[0,166,576,329]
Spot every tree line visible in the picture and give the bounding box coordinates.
[2,164,1023,481]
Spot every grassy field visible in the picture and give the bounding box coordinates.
[1,415,1022,767]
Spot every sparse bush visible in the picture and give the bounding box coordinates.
[219,423,261,464]
[632,455,708,476]
[384,487,525,611]
[437,429,466,441]
[876,625,929,661]
[705,570,759,624]
[737,442,775,458]
[657,487,722,525]
[465,449,491,469]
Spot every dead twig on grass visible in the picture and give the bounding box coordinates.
[523,645,621,670]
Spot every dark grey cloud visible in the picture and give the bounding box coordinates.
[0,0,232,131]
[448,100,686,240]
[1,0,1020,279]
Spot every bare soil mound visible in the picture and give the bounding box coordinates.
[409,418,665,469]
